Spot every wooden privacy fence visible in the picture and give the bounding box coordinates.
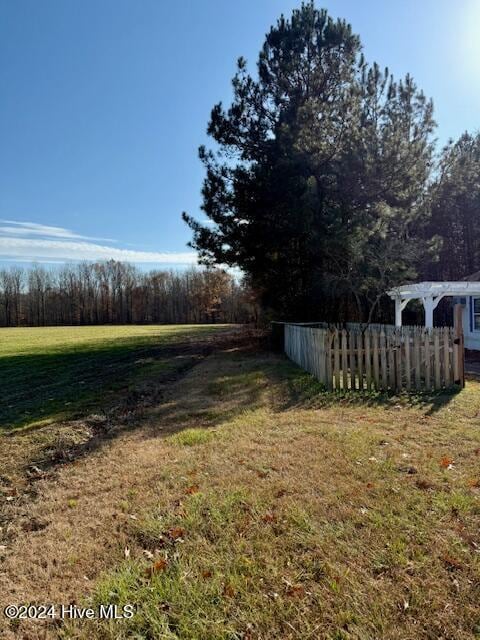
[283,323,464,392]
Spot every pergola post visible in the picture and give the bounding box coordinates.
[423,296,434,328]
[395,298,402,327]
[421,295,443,329]
[394,297,409,327]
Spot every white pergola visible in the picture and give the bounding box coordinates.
[387,281,480,328]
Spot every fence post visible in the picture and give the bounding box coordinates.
[325,330,333,391]
[453,304,465,387]
[270,322,285,352]
[404,328,411,391]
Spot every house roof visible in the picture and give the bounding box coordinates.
[463,271,480,282]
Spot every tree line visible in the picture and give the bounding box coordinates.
[0,261,252,327]
[183,2,480,324]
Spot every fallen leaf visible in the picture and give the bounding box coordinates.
[286,584,305,598]
[201,570,213,579]
[185,485,200,495]
[168,526,185,541]
[223,583,235,598]
[256,470,268,478]
[440,456,454,469]
[442,555,462,571]
[262,512,276,523]
[145,558,168,577]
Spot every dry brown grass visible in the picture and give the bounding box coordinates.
[1,341,480,639]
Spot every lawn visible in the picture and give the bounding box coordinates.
[53,345,479,640]
[0,324,231,431]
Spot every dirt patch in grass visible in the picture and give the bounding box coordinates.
[1,342,480,639]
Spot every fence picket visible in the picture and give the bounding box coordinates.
[425,331,431,390]
[357,331,364,390]
[442,327,450,387]
[404,329,411,390]
[334,329,340,390]
[350,331,356,390]
[387,333,395,390]
[434,330,441,389]
[395,330,402,392]
[414,329,421,390]
[341,329,348,390]
[372,330,380,390]
[365,331,372,391]
[380,330,387,390]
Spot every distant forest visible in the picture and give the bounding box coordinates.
[0,261,252,327]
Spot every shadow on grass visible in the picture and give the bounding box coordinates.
[0,333,254,478]
[0,328,231,433]
[138,348,466,450]
[270,357,463,415]
[1,339,465,481]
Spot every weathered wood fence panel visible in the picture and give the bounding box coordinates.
[283,323,464,392]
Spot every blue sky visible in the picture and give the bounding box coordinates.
[0,0,479,268]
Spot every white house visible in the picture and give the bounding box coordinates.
[387,272,480,351]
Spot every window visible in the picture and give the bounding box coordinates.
[474,298,480,331]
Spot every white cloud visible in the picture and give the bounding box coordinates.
[0,219,116,242]
[0,221,197,265]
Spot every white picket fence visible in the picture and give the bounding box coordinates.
[284,323,464,392]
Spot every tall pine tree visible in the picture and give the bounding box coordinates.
[425,133,480,280]
[183,3,436,321]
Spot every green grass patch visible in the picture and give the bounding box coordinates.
[74,490,322,640]
[169,428,215,446]
[0,324,231,431]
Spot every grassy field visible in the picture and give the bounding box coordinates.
[59,348,479,640]
[0,324,231,431]
[1,334,480,639]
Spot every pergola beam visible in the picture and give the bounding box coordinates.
[388,281,480,329]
